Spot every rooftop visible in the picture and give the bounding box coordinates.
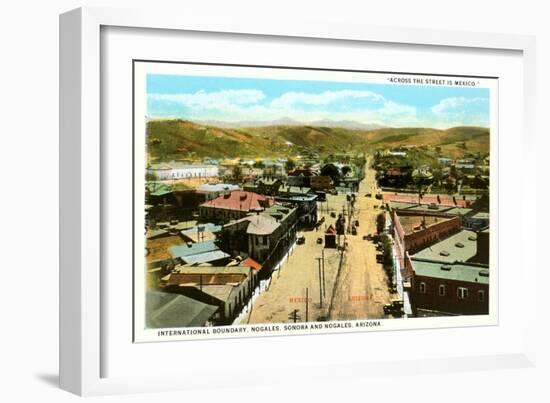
[147,235,184,263]
[389,201,473,216]
[397,214,454,235]
[411,259,489,284]
[146,290,218,328]
[242,257,262,272]
[196,183,240,193]
[170,240,219,258]
[179,250,230,265]
[180,223,222,243]
[275,194,317,203]
[238,214,281,236]
[166,272,248,287]
[257,178,281,186]
[278,185,311,194]
[412,229,478,263]
[383,193,474,208]
[146,182,172,196]
[173,265,252,275]
[200,191,274,212]
[472,212,490,220]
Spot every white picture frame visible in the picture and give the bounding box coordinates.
[59,6,537,396]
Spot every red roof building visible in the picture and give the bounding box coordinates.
[199,191,274,223]
[242,257,263,272]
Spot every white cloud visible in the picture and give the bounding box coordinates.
[149,88,418,125]
[270,90,384,108]
[149,89,266,107]
[431,97,487,114]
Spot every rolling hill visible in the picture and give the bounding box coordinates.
[146,119,489,162]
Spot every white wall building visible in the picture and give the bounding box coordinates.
[148,162,219,180]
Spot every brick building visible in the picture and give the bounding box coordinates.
[407,257,489,316]
[403,228,490,316]
[392,210,462,261]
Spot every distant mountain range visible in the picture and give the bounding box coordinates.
[146,119,489,161]
[194,118,386,130]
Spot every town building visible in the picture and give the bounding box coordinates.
[219,204,298,275]
[146,290,219,328]
[198,191,274,223]
[401,224,491,316]
[164,265,256,324]
[287,168,315,187]
[392,210,462,261]
[169,239,230,266]
[275,191,318,228]
[196,183,240,201]
[256,178,283,196]
[180,223,222,243]
[147,162,219,180]
[146,230,184,269]
[406,258,489,316]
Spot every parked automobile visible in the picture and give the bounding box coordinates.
[316,237,323,244]
[297,235,306,245]
[354,220,359,227]
[383,299,404,316]
[375,193,383,200]
[351,225,357,235]
[330,212,336,218]
[376,254,384,263]
[365,193,372,198]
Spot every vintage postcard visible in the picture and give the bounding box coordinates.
[132,61,497,342]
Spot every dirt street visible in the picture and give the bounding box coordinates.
[329,157,396,320]
[244,156,395,325]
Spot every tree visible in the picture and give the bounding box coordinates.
[320,163,341,183]
[232,165,242,181]
[382,234,394,285]
[145,171,158,182]
[285,158,296,173]
[376,212,386,234]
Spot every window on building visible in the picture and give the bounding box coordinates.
[419,282,426,294]
[478,290,485,302]
[457,287,469,300]
[439,284,446,296]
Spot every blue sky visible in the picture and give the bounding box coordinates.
[147,74,490,129]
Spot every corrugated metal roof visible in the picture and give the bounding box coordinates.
[170,240,219,258]
[146,290,218,328]
[181,250,230,265]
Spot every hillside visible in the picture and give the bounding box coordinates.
[146,119,489,162]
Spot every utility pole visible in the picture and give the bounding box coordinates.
[321,249,326,298]
[316,257,323,308]
[288,309,301,323]
[305,288,309,322]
